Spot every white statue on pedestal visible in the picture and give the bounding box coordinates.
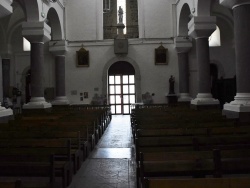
[118,6,123,23]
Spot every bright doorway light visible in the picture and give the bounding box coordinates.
[209,26,221,47]
[23,37,31,51]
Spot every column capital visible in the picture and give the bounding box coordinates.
[188,16,216,39]
[49,40,68,56]
[0,0,13,18]
[22,22,51,43]
[174,37,192,53]
[220,0,250,9]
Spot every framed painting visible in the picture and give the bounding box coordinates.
[155,44,168,65]
[77,47,89,67]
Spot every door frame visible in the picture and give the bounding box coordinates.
[102,56,142,105]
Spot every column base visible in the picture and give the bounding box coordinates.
[191,93,220,110]
[222,93,250,122]
[23,97,52,109]
[178,93,192,102]
[0,107,13,123]
[51,96,70,106]
[223,108,250,122]
[166,94,178,106]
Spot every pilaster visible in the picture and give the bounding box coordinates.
[0,58,13,121]
[175,37,192,102]
[49,40,70,106]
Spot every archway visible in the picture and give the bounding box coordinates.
[178,3,191,37]
[102,56,142,106]
[47,7,63,40]
[108,61,135,115]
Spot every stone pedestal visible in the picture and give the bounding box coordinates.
[188,16,219,109]
[22,22,52,109]
[220,0,250,121]
[167,94,178,106]
[114,23,128,54]
[117,23,125,39]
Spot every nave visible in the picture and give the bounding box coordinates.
[69,115,136,188]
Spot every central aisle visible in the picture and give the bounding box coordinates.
[68,115,136,188]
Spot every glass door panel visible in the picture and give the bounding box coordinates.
[108,74,136,114]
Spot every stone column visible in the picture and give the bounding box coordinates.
[2,58,10,98]
[0,57,13,120]
[220,0,250,119]
[22,22,52,109]
[49,40,69,105]
[0,1,13,120]
[188,16,219,108]
[175,37,192,102]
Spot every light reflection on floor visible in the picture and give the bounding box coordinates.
[68,115,136,188]
[91,148,132,159]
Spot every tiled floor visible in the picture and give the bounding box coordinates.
[68,115,136,188]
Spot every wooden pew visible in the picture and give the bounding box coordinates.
[12,121,93,155]
[139,148,250,188]
[144,177,250,188]
[0,180,21,188]
[0,130,84,172]
[0,139,72,188]
[138,150,215,188]
[213,148,250,177]
[135,136,195,163]
[136,125,250,138]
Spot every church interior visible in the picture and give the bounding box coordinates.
[0,0,250,187]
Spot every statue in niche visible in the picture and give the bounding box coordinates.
[118,6,123,23]
[169,75,175,94]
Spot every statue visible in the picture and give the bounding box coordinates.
[169,75,175,94]
[118,6,123,23]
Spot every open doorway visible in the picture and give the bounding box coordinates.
[108,61,136,114]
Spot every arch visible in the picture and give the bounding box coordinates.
[178,3,191,36]
[108,61,135,75]
[47,7,63,40]
[102,56,142,102]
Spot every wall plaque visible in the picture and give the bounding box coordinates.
[155,44,168,65]
[114,39,128,54]
[76,47,89,67]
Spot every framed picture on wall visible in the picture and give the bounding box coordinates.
[76,47,89,67]
[155,44,168,65]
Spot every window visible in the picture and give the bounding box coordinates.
[23,37,31,51]
[103,0,138,39]
[209,26,221,47]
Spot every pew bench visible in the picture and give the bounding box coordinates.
[144,177,250,188]
[0,180,21,188]
[138,151,215,188]
[0,139,72,188]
